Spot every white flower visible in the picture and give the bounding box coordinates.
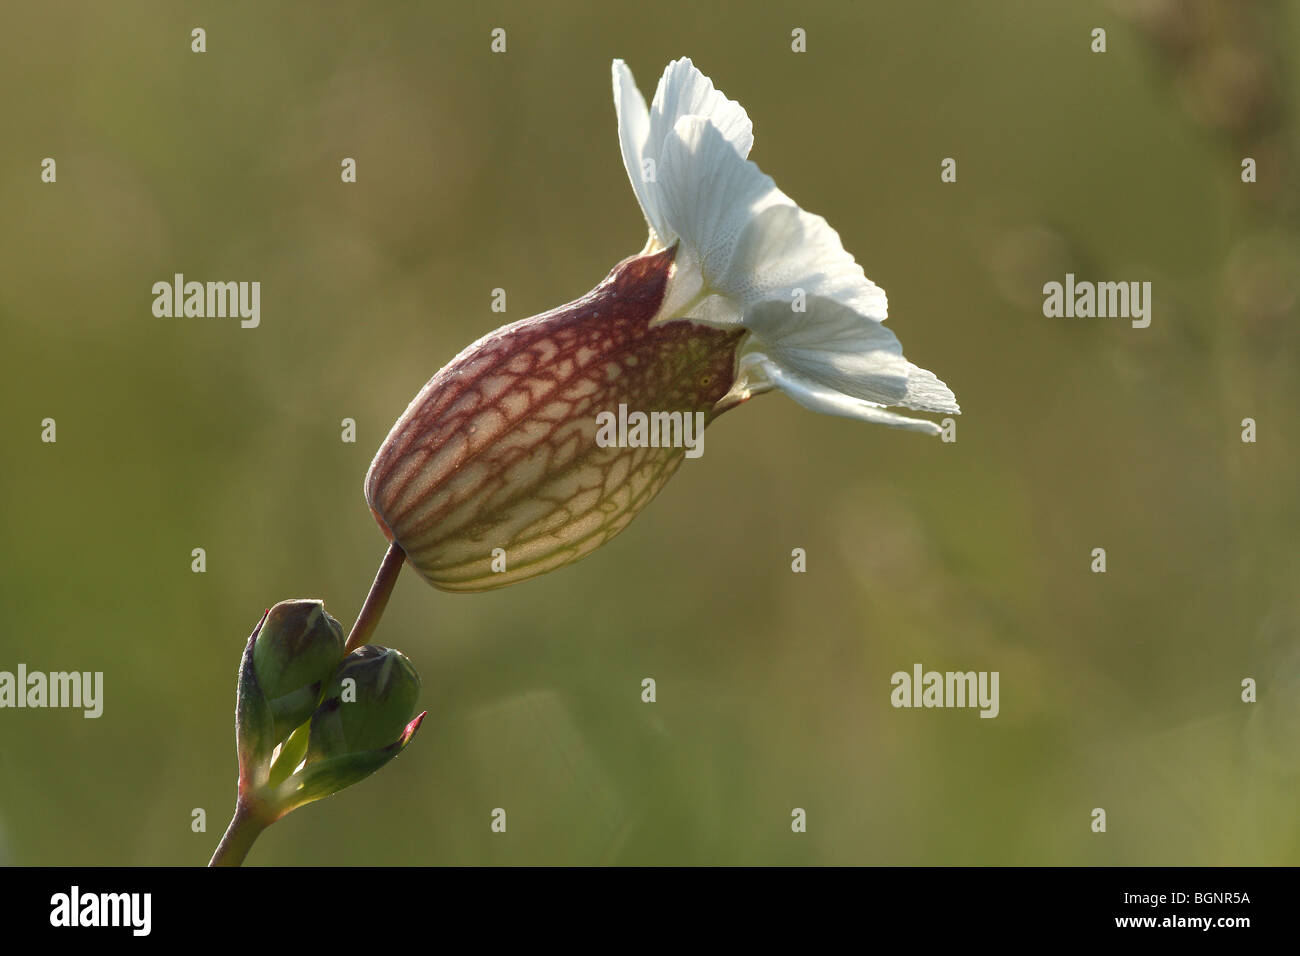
[365,58,965,592]
[613,57,959,434]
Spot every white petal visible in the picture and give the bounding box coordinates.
[655,118,888,325]
[648,57,754,165]
[656,114,780,295]
[739,353,944,435]
[612,59,662,242]
[612,59,959,433]
[724,202,888,324]
[742,298,959,414]
[892,363,961,415]
[613,58,753,247]
[681,291,743,327]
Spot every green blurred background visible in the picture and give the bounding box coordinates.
[1,0,1297,865]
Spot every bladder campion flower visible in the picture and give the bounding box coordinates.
[365,57,959,592]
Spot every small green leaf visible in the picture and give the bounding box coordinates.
[266,720,312,789]
[274,712,426,815]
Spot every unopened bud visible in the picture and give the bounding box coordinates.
[252,599,345,740]
[365,248,743,592]
[307,645,421,762]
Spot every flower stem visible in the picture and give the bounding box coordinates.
[344,541,405,654]
[209,799,272,867]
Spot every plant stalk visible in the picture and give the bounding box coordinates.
[209,799,272,867]
[344,541,406,654]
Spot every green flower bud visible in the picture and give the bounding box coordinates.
[253,599,345,740]
[307,645,421,763]
[226,612,426,849]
